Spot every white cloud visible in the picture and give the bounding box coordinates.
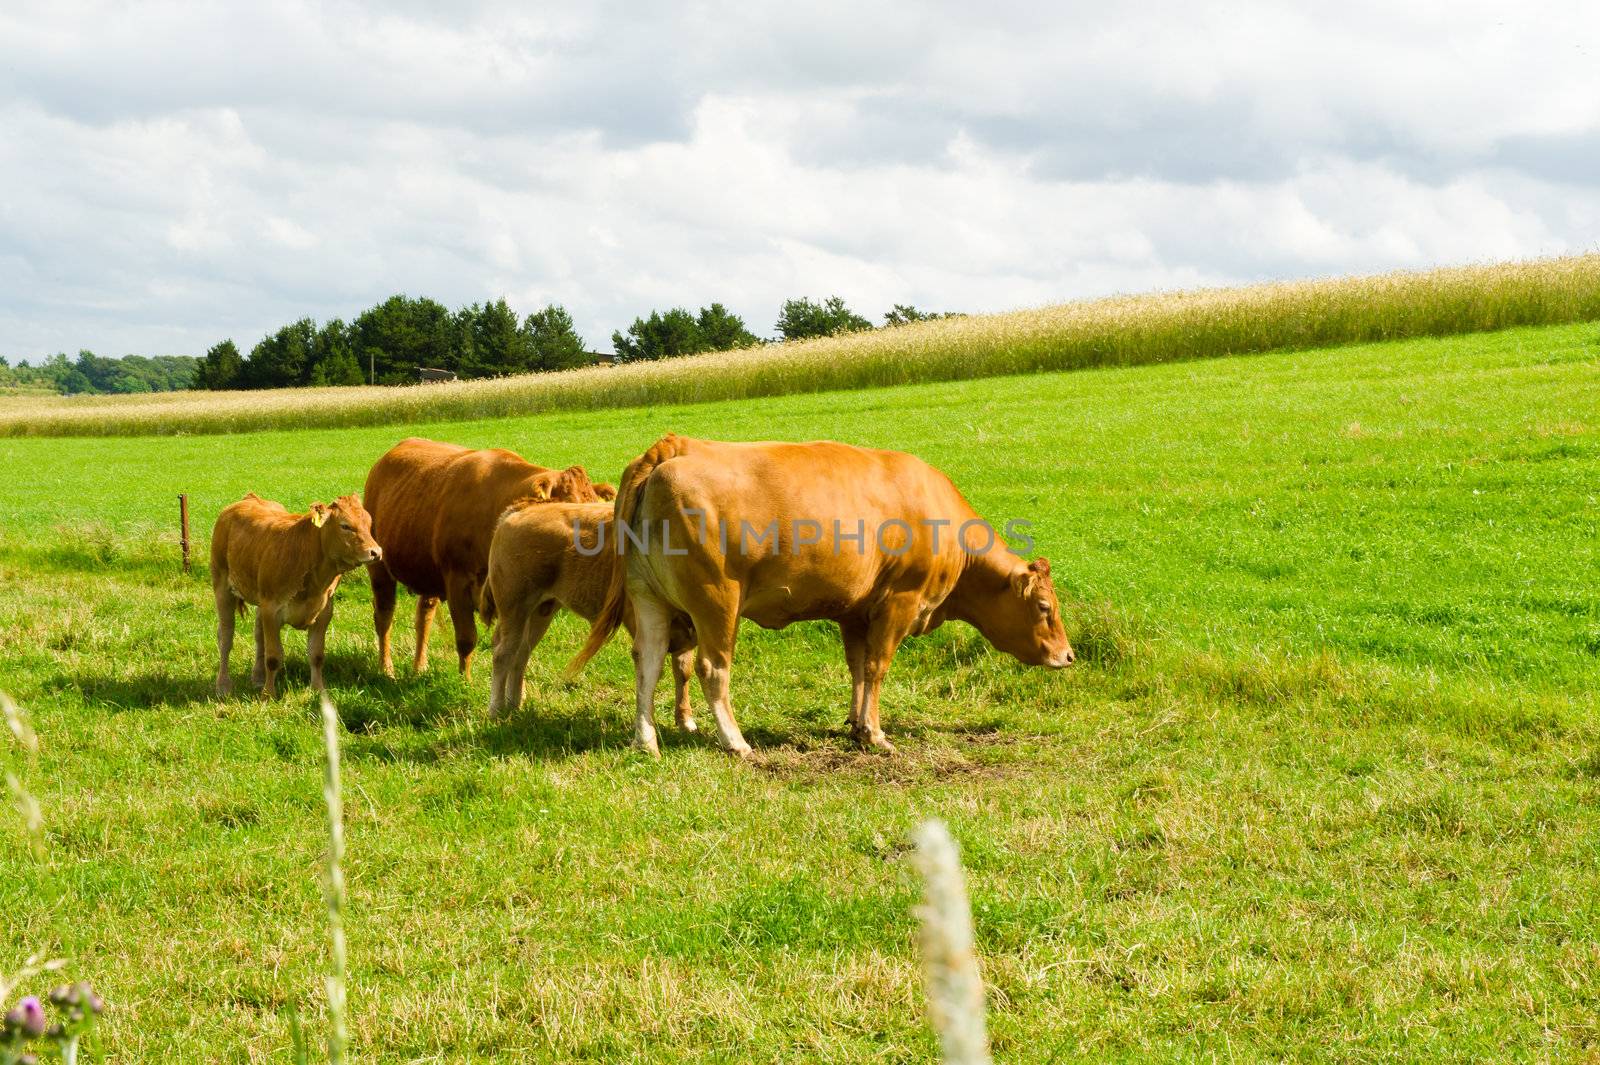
[0,1,1596,358]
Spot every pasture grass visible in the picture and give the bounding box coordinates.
[1,320,1599,1061]
[3,254,1599,438]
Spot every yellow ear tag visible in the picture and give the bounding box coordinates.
[310,507,328,528]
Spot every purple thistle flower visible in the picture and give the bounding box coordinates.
[3,996,47,1038]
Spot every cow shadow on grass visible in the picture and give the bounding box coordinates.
[51,665,218,712]
[337,669,826,766]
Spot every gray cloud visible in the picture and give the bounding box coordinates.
[0,0,1596,360]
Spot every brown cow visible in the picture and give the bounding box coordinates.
[568,435,1074,756]
[479,499,696,723]
[211,492,382,698]
[363,437,603,679]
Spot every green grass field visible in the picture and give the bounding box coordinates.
[3,320,1599,1062]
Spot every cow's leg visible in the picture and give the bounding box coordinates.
[491,599,553,719]
[370,560,398,677]
[307,602,334,691]
[214,584,237,697]
[445,574,479,681]
[487,602,509,717]
[413,596,439,673]
[854,597,919,753]
[629,594,673,757]
[251,610,266,687]
[689,596,750,757]
[260,606,287,699]
[838,616,869,736]
[669,627,698,733]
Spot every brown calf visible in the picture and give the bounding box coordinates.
[480,500,696,725]
[211,492,381,697]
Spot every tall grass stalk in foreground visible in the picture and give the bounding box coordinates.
[2,695,42,858]
[913,820,992,1065]
[291,697,351,1065]
[5,253,1597,437]
[318,695,349,1065]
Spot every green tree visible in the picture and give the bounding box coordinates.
[194,340,244,390]
[350,295,460,385]
[523,305,589,371]
[883,304,961,327]
[612,308,706,363]
[243,318,317,389]
[459,298,533,378]
[775,296,872,341]
[612,303,759,363]
[308,319,364,387]
[696,303,760,350]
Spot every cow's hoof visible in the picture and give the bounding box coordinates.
[851,728,896,755]
[678,716,698,733]
[216,682,232,698]
[631,739,662,759]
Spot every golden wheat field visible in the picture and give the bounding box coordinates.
[4,254,1598,438]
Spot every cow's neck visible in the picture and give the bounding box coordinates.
[292,518,342,603]
[941,548,1021,633]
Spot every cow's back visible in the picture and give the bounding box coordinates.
[211,494,306,605]
[632,440,977,627]
[365,438,573,597]
[490,500,616,620]
[364,438,471,597]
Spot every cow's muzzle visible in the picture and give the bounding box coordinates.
[1047,647,1075,668]
[367,546,383,562]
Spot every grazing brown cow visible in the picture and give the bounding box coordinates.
[479,500,696,723]
[211,492,382,698]
[363,437,603,679]
[568,435,1074,756]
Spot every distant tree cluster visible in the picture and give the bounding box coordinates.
[610,303,761,363]
[611,296,961,361]
[5,292,962,396]
[775,297,960,340]
[193,295,592,390]
[0,351,198,394]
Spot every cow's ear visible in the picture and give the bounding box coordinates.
[530,483,551,502]
[1011,566,1037,596]
[1031,558,1051,577]
[310,503,329,528]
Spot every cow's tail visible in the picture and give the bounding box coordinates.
[563,433,692,679]
[477,580,497,627]
[210,509,247,618]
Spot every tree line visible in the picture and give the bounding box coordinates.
[0,351,199,395]
[192,296,592,390]
[610,297,956,363]
[3,293,957,395]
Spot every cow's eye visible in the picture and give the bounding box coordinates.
[341,522,354,531]
[1037,600,1050,614]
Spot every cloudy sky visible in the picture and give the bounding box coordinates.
[1,1,1596,359]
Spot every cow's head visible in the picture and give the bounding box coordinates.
[593,482,618,501]
[980,558,1074,668]
[547,465,603,503]
[311,494,382,569]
